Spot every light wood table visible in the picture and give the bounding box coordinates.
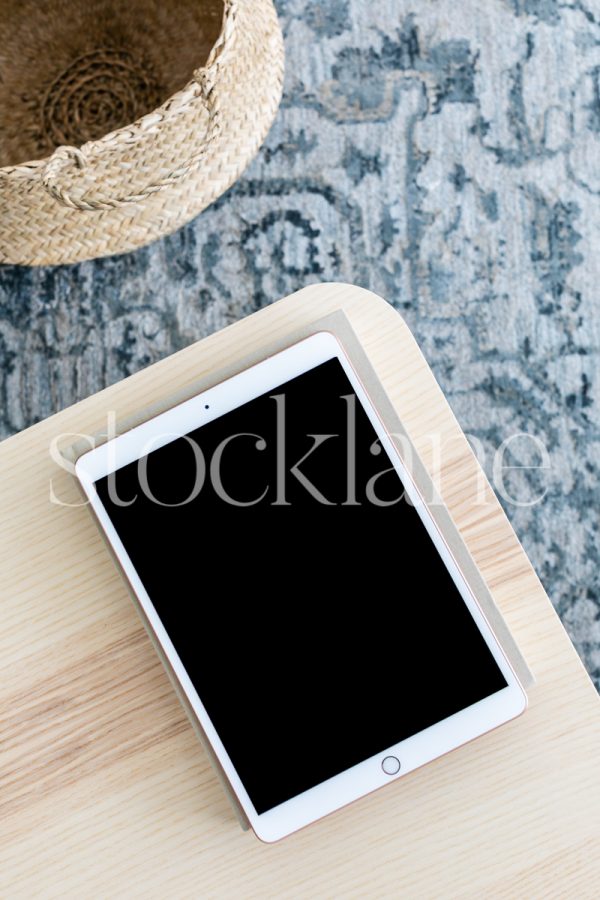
[1,283,599,898]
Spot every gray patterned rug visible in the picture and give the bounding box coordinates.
[1,0,599,688]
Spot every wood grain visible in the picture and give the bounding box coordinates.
[1,283,598,898]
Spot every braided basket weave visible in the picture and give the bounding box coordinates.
[0,0,284,265]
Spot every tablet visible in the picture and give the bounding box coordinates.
[76,331,527,843]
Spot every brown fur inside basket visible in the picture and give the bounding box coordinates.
[0,0,224,166]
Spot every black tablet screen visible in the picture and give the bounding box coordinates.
[94,357,507,814]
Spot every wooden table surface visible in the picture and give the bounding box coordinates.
[1,283,599,898]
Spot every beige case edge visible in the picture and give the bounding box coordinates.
[62,308,534,833]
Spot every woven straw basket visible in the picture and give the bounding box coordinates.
[0,0,284,265]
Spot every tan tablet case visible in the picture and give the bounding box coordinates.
[62,308,535,834]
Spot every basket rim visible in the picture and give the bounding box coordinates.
[0,0,234,180]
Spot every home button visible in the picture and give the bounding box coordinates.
[382,755,401,775]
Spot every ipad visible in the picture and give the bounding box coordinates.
[76,331,527,843]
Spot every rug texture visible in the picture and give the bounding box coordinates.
[1,0,599,687]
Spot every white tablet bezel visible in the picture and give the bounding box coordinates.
[76,331,527,844]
